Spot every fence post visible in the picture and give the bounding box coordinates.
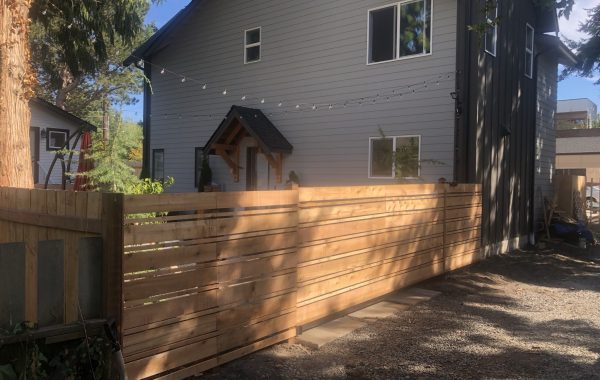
[442,184,447,273]
[101,192,124,343]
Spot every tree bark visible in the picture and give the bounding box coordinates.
[0,0,34,188]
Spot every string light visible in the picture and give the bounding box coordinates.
[74,54,453,121]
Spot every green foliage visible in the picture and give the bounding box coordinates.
[29,1,156,122]
[395,137,420,179]
[197,157,213,192]
[83,117,142,193]
[80,113,172,195]
[0,324,112,380]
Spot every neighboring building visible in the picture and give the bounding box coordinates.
[126,0,576,249]
[29,98,96,186]
[556,128,600,181]
[556,98,598,129]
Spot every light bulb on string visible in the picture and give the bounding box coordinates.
[241,95,246,101]
[202,84,207,90]
[42,9,47,15]
[278,102,283,107]
[312,104,317,110]
[160,68,165,74]
[181,77,186,83]
[261,99,265,104]
[296,105,300,109]
[223,89,227,95]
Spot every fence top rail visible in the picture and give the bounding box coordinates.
[123,190,298,214]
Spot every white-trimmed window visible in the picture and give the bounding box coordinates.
[46,128,69,151]
[244,27,261,64]
[368,0,432,64]
[369,135,421,179]
[484,1,498,56]
[525,23,534,78]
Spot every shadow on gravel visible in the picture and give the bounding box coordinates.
[200,245,600,379]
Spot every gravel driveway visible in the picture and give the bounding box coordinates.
[200,244,600,379]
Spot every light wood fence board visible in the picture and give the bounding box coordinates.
[121,184,481,379]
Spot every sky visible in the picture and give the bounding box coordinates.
[122,0,600,122]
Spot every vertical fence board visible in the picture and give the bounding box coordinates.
[37,240,65,327]
[102,193,124,341]
[0,243,26,330]
[79,237,104,320]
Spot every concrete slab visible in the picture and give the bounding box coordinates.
[349,301,410,320]
[387,287,441,306]
[295,316,366,349]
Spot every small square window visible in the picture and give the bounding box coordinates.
[152,149,164,182]
[244,27,261,64]
[369,135,421,179]
[46,129,69,151]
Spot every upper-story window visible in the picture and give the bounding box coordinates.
[525,23,534,78]
[46,128,69,151]
[244,27,261,64]
[484,1,498,56]
[368,0,432,64]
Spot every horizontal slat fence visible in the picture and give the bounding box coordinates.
[296,184,482,326]
[0,188,122,332]
[122,191,299,380]
[122,184,482,379]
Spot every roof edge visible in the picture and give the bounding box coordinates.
[30,98,97,131]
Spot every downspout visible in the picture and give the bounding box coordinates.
[138,60,152,179]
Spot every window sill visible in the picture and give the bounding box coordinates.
[367,52,432,66]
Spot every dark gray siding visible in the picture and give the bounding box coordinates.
[147,0,458,192]
[534,54,558,231]
[458,0,540,245]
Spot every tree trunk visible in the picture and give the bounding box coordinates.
[0,0,34,188]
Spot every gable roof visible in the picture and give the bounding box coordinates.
[30,98,97,131]
[124,0,201,66]
[205,106,293,155]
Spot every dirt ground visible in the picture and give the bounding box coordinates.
[200,244,600,379]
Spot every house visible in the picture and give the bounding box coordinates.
[125,0,576,250]
[556,128,600,182]
[556,98,598,129]
[29,98,96,187]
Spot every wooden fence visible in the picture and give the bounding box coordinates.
[0,188,122,331]
[121,184,482,379]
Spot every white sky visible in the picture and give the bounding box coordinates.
[559,0,598,41]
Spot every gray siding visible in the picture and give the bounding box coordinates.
[534,54,558,229]
[148,0,457,192]
[30,103,81,185]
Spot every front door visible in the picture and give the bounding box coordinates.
[246,147,258,191]
[30,127,40,184]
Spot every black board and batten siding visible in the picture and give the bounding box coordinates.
[456,0,554,246]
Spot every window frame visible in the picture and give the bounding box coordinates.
[46,128,70,151]
[367,0,433,65]
[368,135,422,179]
[244,27,262,64]
[484,1,498,57]
[152,149,165,182]
[524,23,534,79]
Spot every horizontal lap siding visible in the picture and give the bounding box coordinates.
[149,0,457,192]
